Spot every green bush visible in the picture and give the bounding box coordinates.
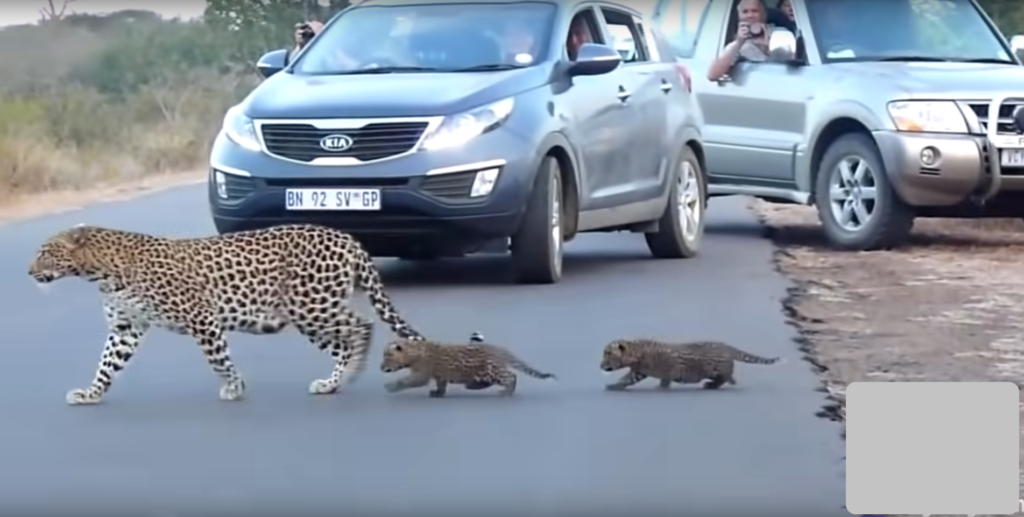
[0,11,259,201]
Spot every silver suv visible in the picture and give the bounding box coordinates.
[653,0,1024,250]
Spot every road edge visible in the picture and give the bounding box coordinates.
[751,202,848,435]
[0,170,205,226]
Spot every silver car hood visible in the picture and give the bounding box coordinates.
[828,62,1024,99]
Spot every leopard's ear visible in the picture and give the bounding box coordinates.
[615,342,627,353]
[56,224,90,247]
[67,224,90,246]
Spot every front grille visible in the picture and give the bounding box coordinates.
[966,101,1024,134]
[260,121,429,163]
[420,171,477,200]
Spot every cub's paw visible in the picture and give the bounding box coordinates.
[219,379,246,401]
[604,383,628,392]
[308,378,339,395]
[427,389,446,398]
[65,388,103,406]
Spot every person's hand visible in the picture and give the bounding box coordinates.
[735,22,751,42]
[294,20,324,48]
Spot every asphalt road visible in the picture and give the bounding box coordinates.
[1,186,846,516]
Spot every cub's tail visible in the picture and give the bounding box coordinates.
[721,343,783,365]
[506,353,557,380]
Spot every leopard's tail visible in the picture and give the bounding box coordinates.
[353,243,425,340]
[721,344,783,365]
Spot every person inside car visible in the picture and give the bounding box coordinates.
[566,14,594,61]
[777,0,794,22]
[707,0,771,81]
[501,22,537,63]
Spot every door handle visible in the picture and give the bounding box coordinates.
[660,80,672,93]
[617,86,631,103]
[715,75,732,86]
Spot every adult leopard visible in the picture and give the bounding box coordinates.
[28,223,450,405]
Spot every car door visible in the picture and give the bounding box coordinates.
[696,0,810,184]
[585,6,663,207]
[559,7,636,212]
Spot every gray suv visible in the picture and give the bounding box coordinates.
[654,0,1024,250]
[207,0,707,284]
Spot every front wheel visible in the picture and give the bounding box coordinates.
[645,145,706,258]
[511,156,564,284]
[813,133,914,250]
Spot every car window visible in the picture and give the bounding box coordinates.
[600,7,650,63]
[293,1,557,73]
[634,16,661,62]
[565,8,604,61]
[651,0,712,58]
[806,0,1012,63]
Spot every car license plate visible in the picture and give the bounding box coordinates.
[1001,149,1024,166]
[284,189,381,211]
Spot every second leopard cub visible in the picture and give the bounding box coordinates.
[381,339,556,397]
[600,338,782,391]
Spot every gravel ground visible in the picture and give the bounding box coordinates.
[753,199,1024,517]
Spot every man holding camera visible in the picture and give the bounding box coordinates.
[287,20,324,65]
[707,0,771,81]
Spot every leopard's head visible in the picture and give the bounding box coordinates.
[600,339,639,371]
[28,224,95,286]
[380,339,428,373]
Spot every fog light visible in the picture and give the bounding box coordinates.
[214,170,228,199]
[470,168,500,198]
[920,146,940,167]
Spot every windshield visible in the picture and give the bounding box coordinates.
[806,0,1013,63]
[292,2,556,74]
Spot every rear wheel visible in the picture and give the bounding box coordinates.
[645,146,706,258]
[511,156,564,284]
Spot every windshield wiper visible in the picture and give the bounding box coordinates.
[335,66,441,75]
[876,55,950,62]
[448,64,526,72]
[952,57,1017,64]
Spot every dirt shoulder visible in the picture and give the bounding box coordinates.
[0,170,204,225]
[753,199,1024,515]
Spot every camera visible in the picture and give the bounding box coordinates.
[747,23,764,37]
[297,23,315,45]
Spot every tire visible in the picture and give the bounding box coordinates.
[511,156,564,284]
[646,145,706,258]
[813,133,914,250]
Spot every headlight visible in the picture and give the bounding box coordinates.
[421,98,514,151]
[222,105,261,152]
[887,100,967,134]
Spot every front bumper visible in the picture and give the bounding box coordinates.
[873,95,1024,207]
[207,128,535,242]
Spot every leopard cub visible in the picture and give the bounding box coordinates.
[600,338,782,391]
[381,339,556,397]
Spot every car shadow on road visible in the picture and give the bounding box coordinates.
[703,220,768,239]
[378,250,652,286]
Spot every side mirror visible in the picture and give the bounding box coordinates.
[568,43,622,77]
[257,49,290,79]
[768,28,797,63]
[1010,35,1024,61]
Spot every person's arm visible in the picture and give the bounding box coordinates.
[707,40,743,81]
